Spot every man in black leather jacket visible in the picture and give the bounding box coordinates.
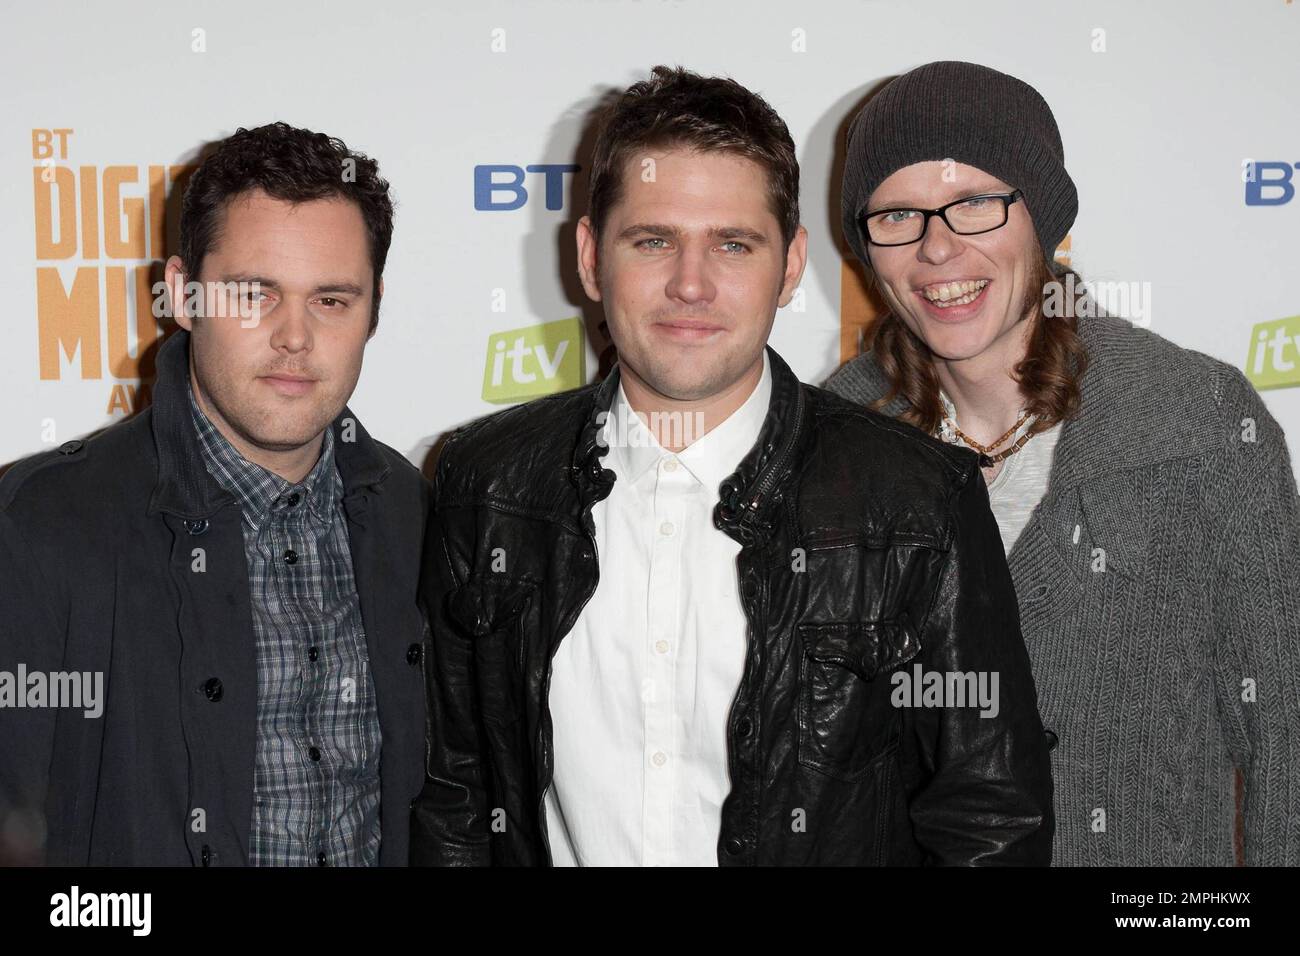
[411,66,1053,866]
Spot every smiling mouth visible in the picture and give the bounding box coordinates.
[919,279,990,307]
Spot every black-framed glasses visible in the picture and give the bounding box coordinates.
[860,189,1023,246]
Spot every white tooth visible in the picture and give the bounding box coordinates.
[939,285,951,301]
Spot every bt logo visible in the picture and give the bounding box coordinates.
[474,164,580,211]
[1244,161,1300,206]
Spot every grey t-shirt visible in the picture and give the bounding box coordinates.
[939,390,1062,557]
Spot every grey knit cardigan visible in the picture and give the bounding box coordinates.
[823,312,1300,865]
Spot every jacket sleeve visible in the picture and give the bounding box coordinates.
[409,443,492,866]
[0,507,66,865]
[1206,376,1300,865]
[905,460,1055,865]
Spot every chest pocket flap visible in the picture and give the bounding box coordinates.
[799,615,922,682]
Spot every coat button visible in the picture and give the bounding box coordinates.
[742,578,757,600]
[724,837,745,856]
[57,440,83,455]
[201,844,212,866]
[283,548,298,565]
[736,717,754,738]
[1044,729,1059,751]
[406,643,422,666]
[184,518,209,535]
[202,678,223,702]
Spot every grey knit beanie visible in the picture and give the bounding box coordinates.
[841,61,1077,270]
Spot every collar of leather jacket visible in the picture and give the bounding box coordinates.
[569,345,814,547]
[146,328,392,521]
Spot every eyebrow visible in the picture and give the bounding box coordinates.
[214,274,365,296]
[615,223,771,246]
[866,187,1006,214]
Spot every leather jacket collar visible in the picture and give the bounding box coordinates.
[568,344,812,547]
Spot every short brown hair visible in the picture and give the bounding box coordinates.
[866,256,1089,436]
[180,121,394,334]
[587,65,800,249]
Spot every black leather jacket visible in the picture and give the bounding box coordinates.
[411,346,1053,865]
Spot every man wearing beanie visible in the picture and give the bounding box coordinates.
[826,60,1300,866]
[414,64,1053,866]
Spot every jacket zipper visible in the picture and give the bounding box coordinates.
[739,384,805,528]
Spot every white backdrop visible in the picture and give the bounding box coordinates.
[3,0,1298,473]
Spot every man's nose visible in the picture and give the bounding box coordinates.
[916,215,962,266]
[268,297,313,353]
[664,245,717,305]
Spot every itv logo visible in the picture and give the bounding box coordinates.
[1246,315,1300,390]
[483,317,585,403]
[1244,161,1300,206]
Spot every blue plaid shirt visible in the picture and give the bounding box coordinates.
[188,383,382,866]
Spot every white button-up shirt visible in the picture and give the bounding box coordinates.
[543,351,773,866]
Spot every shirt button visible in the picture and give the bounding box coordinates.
[654,640,669,654]
[659,521,675,536]
[308,646,319,662]
[1072,524,1081,545]
[662,457,679,472]
[651,751,667,767]
[286,492,301,507]
[316,851,327,866]
[308,746,321,762]
[283,548,298,565]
